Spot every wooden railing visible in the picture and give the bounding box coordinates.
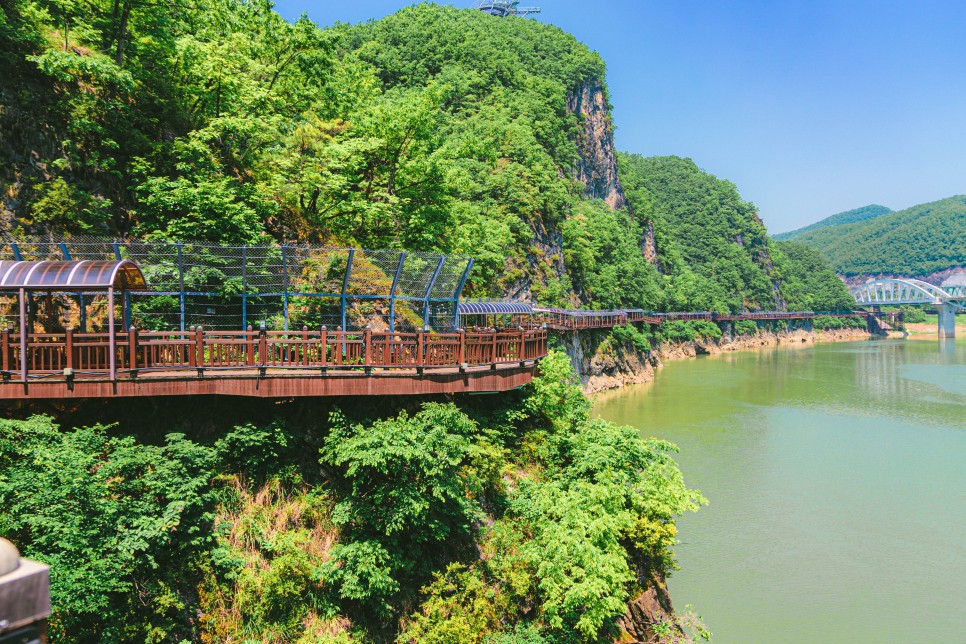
[0,326,548,382]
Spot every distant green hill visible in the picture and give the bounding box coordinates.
[792,196,966,276]
[773,204,893,241]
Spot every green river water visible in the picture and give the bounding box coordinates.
[593,339,966,643]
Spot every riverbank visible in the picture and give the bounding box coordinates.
[905,313,966,339]
[570,327,872,395]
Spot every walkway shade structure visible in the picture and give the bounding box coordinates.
[457,300,535,328]
[0,237,473,333]
[0,259,148,381]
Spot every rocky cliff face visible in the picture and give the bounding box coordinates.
[561,326,872,396]
[568,82,626,210]
[567,81,661,270]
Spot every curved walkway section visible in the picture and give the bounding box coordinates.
[534,308,859,331]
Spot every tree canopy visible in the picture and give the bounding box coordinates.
[773,204,893,241]
[788,196,966,277]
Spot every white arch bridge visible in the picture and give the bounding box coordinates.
[851,278,965,338]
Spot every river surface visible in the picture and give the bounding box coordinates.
[594,339,966,643]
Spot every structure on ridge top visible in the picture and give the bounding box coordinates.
[475,1,541,17]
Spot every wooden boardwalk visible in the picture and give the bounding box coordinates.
[0,308,868,400]
[0,327,547,399]
[534,308,863,331]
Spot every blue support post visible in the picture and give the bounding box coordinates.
[423,257,446,329]
[241,246,248,330]
[281,245,290,331]
[389,252,406,333]
[341,249,354,331]
[113,242,130,329]
[177,243,186,332]
[452,258,474,330]
[10,242,22,261]
[58,243,71,260]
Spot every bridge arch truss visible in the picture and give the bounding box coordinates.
[851,278,958,306]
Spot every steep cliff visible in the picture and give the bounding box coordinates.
[569,82,626,210]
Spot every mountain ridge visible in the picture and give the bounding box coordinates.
[791,195,966,276]
[773,204,893,241]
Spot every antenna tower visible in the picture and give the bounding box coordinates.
[475,1,541,17]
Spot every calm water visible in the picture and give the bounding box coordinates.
[594,340,966,643]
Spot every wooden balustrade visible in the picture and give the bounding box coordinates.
[0,326,549,382]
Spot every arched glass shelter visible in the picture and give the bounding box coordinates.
[0,260,148,379]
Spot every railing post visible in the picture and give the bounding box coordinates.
[417,328,425,370]
[320,325,328,368]
[64,327,74,371]
[2,328,9,374]
[491,328,498,365]
[246,325,255,366]
[128,326,138,372]
[363,325,373,375]
[258,323,267,373]
[363,326,372,367]
[195,326,204,375]
[187,327,196,367]
[302,326,310,366]
[457,328,465,365]
[518,327,525,362]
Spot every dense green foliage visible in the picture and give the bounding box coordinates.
[733,320,759,337]
[0,0,617,299]
[813,315,867,331]
[772,204,892,241]
[772,241,857,311]
[611,324,652,353]
[791,196,966,276]
[619,154,783,312]
[0,417,218,642]
[655,320,723,344]
[0,353,704,642]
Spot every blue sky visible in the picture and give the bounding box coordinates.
[272,0,966,233]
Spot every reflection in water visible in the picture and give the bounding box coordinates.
[594,340,966,644]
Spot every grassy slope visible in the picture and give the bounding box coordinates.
[773,204,892,241]
[792,196,966,276]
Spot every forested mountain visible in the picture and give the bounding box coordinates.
[1,0,849,312]
[618,154,853,312]
[773,204,893,241]
[791,196,966,276]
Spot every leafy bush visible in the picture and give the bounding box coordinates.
[611,324,652,353]
[734,319,759,336]
[814,315,867,330]
[0,416,217,643]
[902,307,927,323]
[657,320,722,343]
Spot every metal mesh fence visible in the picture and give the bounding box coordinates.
[0,236,473,332]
